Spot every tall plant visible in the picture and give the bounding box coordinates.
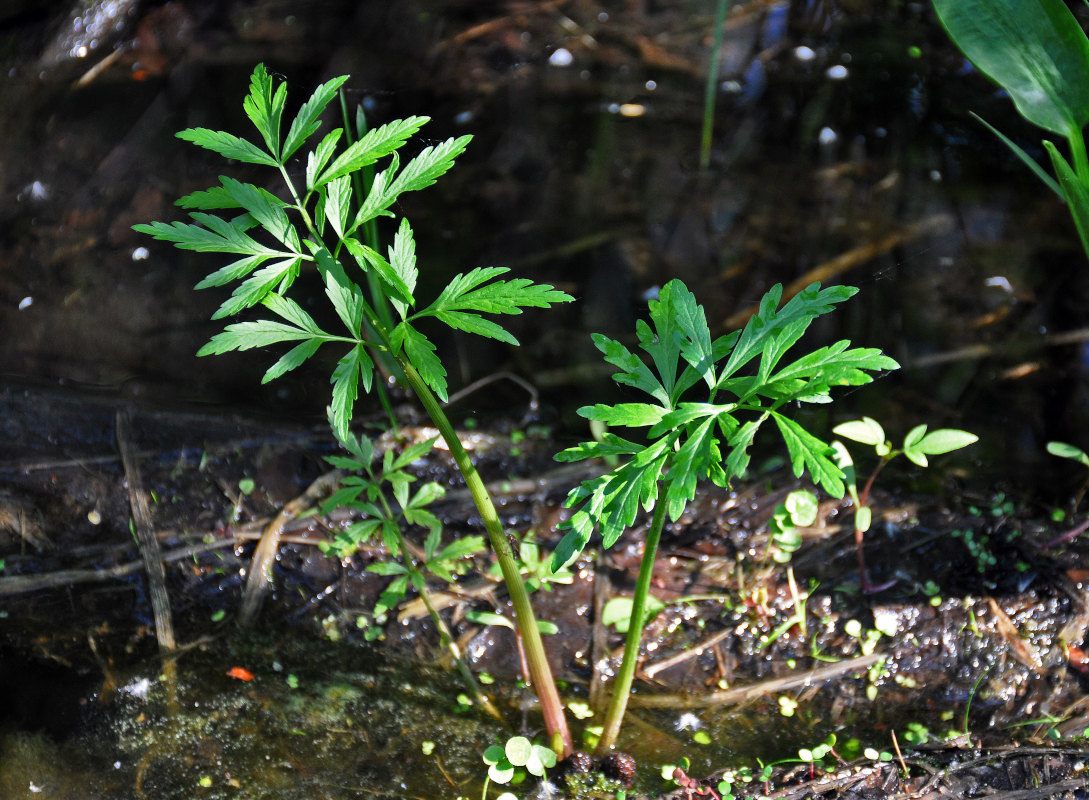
[933,0,1089,258]
[135,64,574,755]
[552,280,899,754]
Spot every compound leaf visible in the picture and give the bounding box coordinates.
[772,412,844,497]
[330,344,374,442]
[282,73,350,161]
[262,338,322,383]
[242,63,286,158]
[316,116,429,187]
[176,127,278,167]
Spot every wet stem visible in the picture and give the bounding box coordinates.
[400,360,573,757]
[596,496,668,755]
[274,163,572,755]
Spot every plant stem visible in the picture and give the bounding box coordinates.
[699,0,729,170]
[595,497,669,755]
[398,360,572,757]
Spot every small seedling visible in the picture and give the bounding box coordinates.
[832,417,977,591]
[481,736,558,800]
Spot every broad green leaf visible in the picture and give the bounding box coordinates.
[834,417,886,447]
[388,218,419,319]
[261,338,322,383]
[197,319,313,354]
[504,737,533,767]
[903,424,928,450]
[344,239,415,307]
[914,428,979,455]
[785,489,819,526]
[577,402,667,428]
[323,265,366,338]
[282,74,349,161]
[772,413,844,497]
[933,0,1089,137]
[670,281,716,391]
[175,127,278,166]
[1048,440,1089,467]
[972,113,1063,198]
[242,63,287,158]
[316,116,429,187]
[330,344,374,442]
[305,129,343,193]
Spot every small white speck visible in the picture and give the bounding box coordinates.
[818,126,838,145]
[454,110,473,125]
[29,782,43,793]
[114,761,122,769]
[675,712,703,731]
[826,64,848,80]
[645,79,657,91]
[88,510,102,525]
[549,48,573,67]
[122,677,152,699]
[598,11,608,21]
[930,169,943,182]
[18,296,32,310]
[794,45,817,62]
[132,246,149,261]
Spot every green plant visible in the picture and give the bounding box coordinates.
[552,279,899,754]
[481,736,558,800]
[135,64,574,754]
[1048,440,1089,512]
[933,0,1089,259]
[832,417,977,590]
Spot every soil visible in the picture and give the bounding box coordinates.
[3,384,1089,798]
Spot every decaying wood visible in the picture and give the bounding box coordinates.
[117,408,175,653]
[237,469,342,626]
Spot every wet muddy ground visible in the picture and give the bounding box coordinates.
[4,0,1089,798]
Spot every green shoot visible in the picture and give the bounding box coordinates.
[833,417,977,591]
[553,279,899,754]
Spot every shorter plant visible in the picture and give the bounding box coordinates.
[553,280,899,753]
[831,417,977,591]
